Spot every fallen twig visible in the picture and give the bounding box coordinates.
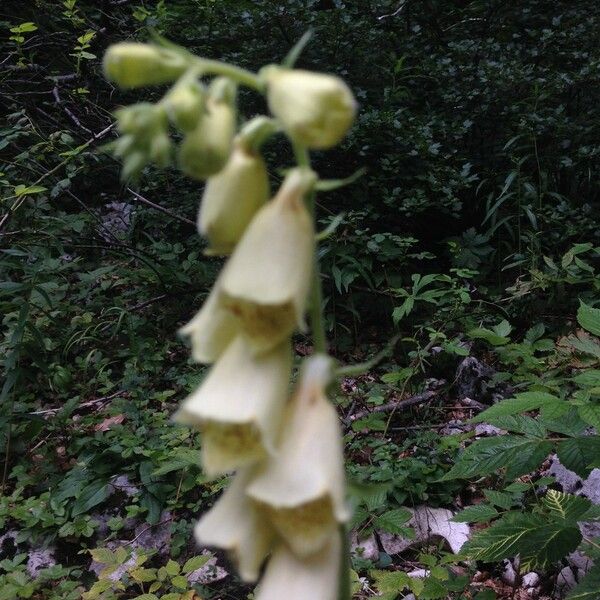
[344,381,445,425]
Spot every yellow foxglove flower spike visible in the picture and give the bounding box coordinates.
[262,66,356,149]
[178,77,237,179]
[198,137,270,255]
[178,280,239,364]
[195,468,275,582]
[255,532,341,600]
[247,354,350,557]
[218,167,316,353]
[103,43,188,88]
[175,336,291,476]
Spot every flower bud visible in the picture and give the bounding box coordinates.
[164,78,204,132]
[195,469,274,582]
[255,533,341,600]
[149,131,172,167]
[247,355,349,557]
[175,336,291,476]
[262,66,356,149]
[178,78,237,179]
[103,43,188,88]
[198,138,270,255]
[218,168,316,353]
[178,281,239,364]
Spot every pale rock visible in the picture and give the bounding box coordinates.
[350,531,379,561]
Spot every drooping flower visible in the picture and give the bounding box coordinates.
[218,167,316,353]
[247,354,350,557]
[103,43,188,88]
[255,531,341,600]
[178,77,237,179]
[175,336,291,476]
[262,66,356,149]
[198,137,270,255]
[195,468,274,582]
[178,281,239,364]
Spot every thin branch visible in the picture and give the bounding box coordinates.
[344,382,445,425]
[127,188,195,227]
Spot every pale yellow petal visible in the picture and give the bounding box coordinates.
[198,140,269,255]
[263,66,356,149]
[195,469,274,582]
[219,167,315,353]
[255,531,341,600]
[247,354,350,557]
[178,282,239,364]
[175,336,291,476]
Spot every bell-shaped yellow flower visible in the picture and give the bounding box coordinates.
[255,532,341,600]
[198,138,269,255]
[175,336,291,476]
[218,167,316,353]
[178,77,237,179]
[247,355,349,557]
[262,66,356,149]
[178,281,239,364]
[103,43,188,88]
[195,468,274,582]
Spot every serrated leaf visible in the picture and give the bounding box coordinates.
[370,570,411,600]
[374,508,412,534]
[557,437,600,477]
[578,301,600,336]
[484,489,517,509]
[421,577,449,599]
[542,490,592,523]
[573,370,600,388]
[130,568,156,583]
[578,404,600,429]
[442,436,553,480]
[171,575,188,589]
[462,512,581,570]
[182,554,210,574]
[452,504,499,523]
[471,392,562,423]
[566,564,600,599]
[489,415,546,438]
[89,548,114,564]
[165,559,180,576]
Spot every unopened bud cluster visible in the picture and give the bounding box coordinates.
[104,39,357,599]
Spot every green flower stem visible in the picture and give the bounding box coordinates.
[292,138,348,600]
[191,57,263,91]
[291,139,328,355]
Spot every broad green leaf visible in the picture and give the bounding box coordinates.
[471,392,562,423]
[577,301,600,337]
[182,554,210,574]
[421,577,449,599]
[542,490,592,523]
[374,508,413,534]
[484,489,517,509]
[89,548,115,564]
[71,480,109,516]
[442,435,553,480]
[566,564,600,599]
[489,415,546,438]
[370,570,412,600]
[573,370,600,387]
[557,437,600,477]
[467,326,510,346]
[462,512,581,570]
[578,404,600,429]
[165,559,180,576]
[452,504,499,523]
